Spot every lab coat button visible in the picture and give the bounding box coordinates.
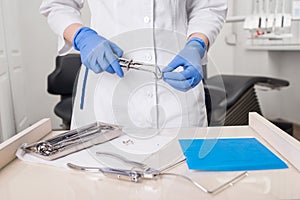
[144,16,150,24]
[145,54,152,61]
[147,91,153,98]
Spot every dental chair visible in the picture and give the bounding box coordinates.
[47,54,81,129]
[47,54,291,134]
[204,75,290,129]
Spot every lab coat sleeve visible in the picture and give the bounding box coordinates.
[186,0,227,46]
[40,0,84,55]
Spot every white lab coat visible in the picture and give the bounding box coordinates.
[40,0,227,130]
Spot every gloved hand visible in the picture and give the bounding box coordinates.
[162,38,206,92]
[73,27,124,77]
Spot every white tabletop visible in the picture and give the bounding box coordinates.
[0,113,300,200]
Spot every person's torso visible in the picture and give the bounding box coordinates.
[71,0,207,130]
[88,0,188,38]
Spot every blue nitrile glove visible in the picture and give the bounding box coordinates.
[73,27,124,77]
[162,38,206,92]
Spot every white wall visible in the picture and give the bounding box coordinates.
[207,0,300,124]
[18,0,59,129]
[207,0,235,76]
[207,22,235,76]
[17,0,90,129]
[272,51,300,124]
[232,0,300,124]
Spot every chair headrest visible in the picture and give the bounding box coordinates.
[47,54,82,95]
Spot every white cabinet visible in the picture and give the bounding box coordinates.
[0,0,16,142]
[0,0,29,142]
[2,0,28,132]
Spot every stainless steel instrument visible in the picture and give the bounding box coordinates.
[20,122,123,160]
[67,152,248,194]
[117,57,163,79]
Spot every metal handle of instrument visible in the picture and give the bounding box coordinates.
[101,168,142,183]
[117,57,163,80]
[67,156,248,194]
[67,163,142,183]
[21,122,123,160]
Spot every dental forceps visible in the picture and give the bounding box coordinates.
[20,122,123,160]
[67,152,248,195]
[117,57,163,80]
[67,152,179,183]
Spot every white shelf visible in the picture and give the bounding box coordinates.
[226,16,300,23]
[245,45,300,51]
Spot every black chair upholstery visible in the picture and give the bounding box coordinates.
[47,54,82,128]
[204,75,289,126]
